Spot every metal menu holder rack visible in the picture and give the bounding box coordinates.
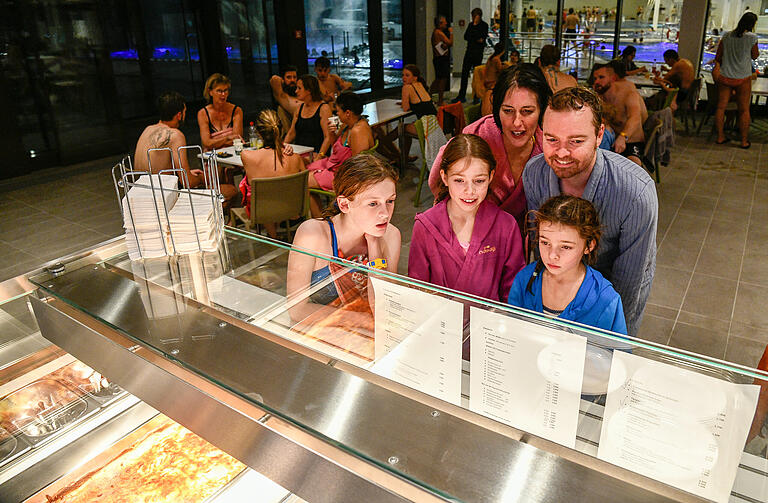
[111,146,226,260]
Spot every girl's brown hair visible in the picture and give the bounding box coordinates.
[299,74,324,103]
[435,134,496,203]
[322,154,399,218]
[203,73,231,102]
[529,195,601,264]
[256,109,284,162]
[404,64,427,87]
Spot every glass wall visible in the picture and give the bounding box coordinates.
[0,0,279,179]
[220,0,276,115]
[303,0,371,89]
[382,0,404,87]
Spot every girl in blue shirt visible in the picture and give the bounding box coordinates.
[508,195,627,335]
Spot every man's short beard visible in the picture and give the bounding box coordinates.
[283,83,297,96]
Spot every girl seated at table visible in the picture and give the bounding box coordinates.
[408,134,525,302]
[287,154,401,325]
[306,92,374,216]
[375,64,437,165]
[508,195,627,334]
[239,109,305,238]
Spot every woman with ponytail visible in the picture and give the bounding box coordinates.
[408,134,524,302]
[287,154,401,322]
[240,109,305,237]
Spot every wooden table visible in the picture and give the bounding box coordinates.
[361,98,413,170]
[199,144,315,168]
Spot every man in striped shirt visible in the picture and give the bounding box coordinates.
[523,87,658,335]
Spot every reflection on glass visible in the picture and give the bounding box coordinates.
[382,0,403,87]
[303,0,370,89]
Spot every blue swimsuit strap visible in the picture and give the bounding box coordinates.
[327,219,339,257]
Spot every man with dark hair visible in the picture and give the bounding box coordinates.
[652,49,695,108]
[133,91,237,204]
[133,92,200,184]
[523,87,658,336]
[314,56,351,102]
[539,44,577,92]
[592,62,648,165]
[564,7,579,46]
[453,7,488,103]
[269,65,301,117]
[509,48,521,65]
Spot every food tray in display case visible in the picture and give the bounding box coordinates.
[46,361,126,406]
[0,425,30,468]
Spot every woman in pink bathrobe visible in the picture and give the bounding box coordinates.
[428,64,551,232]
[409,134,525,302]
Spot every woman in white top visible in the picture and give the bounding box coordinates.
[714,12,759,148]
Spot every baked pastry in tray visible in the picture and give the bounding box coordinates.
[41,416,245,502]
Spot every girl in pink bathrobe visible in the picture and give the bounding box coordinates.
[408,134,525,302]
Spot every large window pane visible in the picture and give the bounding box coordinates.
[221,0,277,115]
[382,0,403,87]
[303,0,370,90]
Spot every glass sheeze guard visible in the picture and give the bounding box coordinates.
[27,227,768,503]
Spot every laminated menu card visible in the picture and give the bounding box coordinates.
[370,278,463,405]
[469,308,587,448]
[598,351,759,503]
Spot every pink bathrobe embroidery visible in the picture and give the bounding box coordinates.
[427,114,543,232]
[408,199,525,302]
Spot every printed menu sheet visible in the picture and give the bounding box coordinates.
[370,278,463,405]
[469,308,587,447]
[598,351,760,503]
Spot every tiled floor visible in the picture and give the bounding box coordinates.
[1,126,767,368]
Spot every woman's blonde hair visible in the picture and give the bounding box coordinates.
[322,154,398,218]
[203,73,231,102]
[257,109,284,162]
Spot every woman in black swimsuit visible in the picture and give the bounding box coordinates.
[285,74,333,159]
[197,73,243,151]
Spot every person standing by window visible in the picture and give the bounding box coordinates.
[430,15,454,106]
[453,8,488,103]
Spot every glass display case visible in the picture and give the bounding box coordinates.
[5,228,768,502]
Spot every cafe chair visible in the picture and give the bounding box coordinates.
[642,107,675,184]
[413,115,447,207]
[471,65,487,102]
[464,102,482,126]
[697,81,738,137]
[676,78,702,134]
[229,170,310,239]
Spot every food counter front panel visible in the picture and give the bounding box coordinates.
[18,230,768,502]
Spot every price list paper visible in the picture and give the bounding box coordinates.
[468,308,587,447]
[598,351,760,503]
[370,278,463,405]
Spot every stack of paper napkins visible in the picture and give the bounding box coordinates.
[122,175,222,260]
[167,189,221,254]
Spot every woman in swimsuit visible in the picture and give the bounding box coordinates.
[287,154,401,325]
[306,91,375,217]
[239,110,305,237]
[375,64,438,164]
[197,73,243,151]
[285,74,333,158]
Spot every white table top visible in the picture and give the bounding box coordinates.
[362,99,413,127]
[626,74,661,88]
[199,144,314,168]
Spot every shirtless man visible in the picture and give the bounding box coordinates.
[592,64,648,166]
[269,66,301,117]
[133,91,203,187]
[539,44,577,92]
[564,8,580,45]
[314,56,352,103]
[653,49,695,109]
[134,91,238,205]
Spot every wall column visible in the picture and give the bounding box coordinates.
[678,0,709,76]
